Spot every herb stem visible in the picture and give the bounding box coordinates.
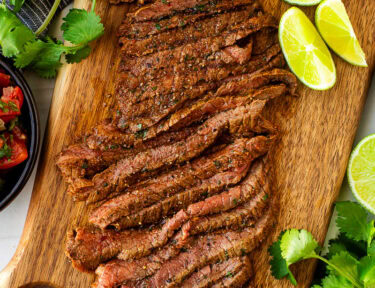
[91,0,97,12]
[35,0,62,36]
[312,255,362,288]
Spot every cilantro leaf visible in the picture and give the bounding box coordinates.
[280,229,319,264]
[358,256,375,286]
[65,45,91,64]
[336,201,375,244]
[326,242,348,259]
[327,251,359,282]
[368,241,375,256]
[269,239,289,280]
[61,9,104,45]
[15,39,67,78]
[321,274,354,288]
[0,4,35,57]
[9,0,25,13]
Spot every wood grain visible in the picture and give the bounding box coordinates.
[0,0,374,287]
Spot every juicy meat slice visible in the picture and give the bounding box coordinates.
[180,256,252,288]
[101,139,272,230]
[128,0,258,22]
[121,6,261,57]
[78,100,272,203]
[67,157,271,271]
[118,45,281,131]
[216,68,298,98]
[119,14,277,76]
[119,0,260,39]
[89,137,264,229]
[210,262,253,288]
[92,209,273,288]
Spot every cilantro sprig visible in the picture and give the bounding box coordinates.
[269,201,375,287]
[0,0,104,78]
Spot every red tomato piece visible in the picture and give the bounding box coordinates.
[0,128,28,169]
[0,86,24,122]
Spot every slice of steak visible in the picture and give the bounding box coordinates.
[79,100,271,202]
[119,0,260,39]
[215,68,298,98]
[104,137,272,230]
[97,209,273,288]
[118,14,277,75]
[128,0,259,22]
[252,27,278,55]
[89,137,260,229]
[120,7,261,57]
[210,261,253,288]
[180,256,252,288]
[118,45,281,132]
[187,156,271,217]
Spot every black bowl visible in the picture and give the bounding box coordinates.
[0,56,40,211]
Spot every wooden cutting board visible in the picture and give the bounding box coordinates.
[0,0,374,287]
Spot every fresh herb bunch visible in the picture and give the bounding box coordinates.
[0,0,104,77]
[269,201,375,287]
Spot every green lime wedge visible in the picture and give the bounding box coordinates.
[279,7,336,90]
[316,0,367,67]
[348,134,375,214]
[283,0,322,6]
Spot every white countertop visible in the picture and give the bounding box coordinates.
[0,11,374,273]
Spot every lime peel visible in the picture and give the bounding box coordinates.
[283,0,322,6]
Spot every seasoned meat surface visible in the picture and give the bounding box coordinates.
[58,0,298,287]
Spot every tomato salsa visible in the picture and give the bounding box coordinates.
[0,69,28,171]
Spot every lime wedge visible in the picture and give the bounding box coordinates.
[279,7,336,90]
[283,0,322,6]
[348,134,375,214]
[316,0,367,67]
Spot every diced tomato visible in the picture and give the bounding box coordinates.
[0,128,28,169]
[0,86,24,122]
[0,73,11,88]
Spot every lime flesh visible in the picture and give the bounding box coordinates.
[279,7,336,90]
[348,134,375,214]
[316,0,367,67]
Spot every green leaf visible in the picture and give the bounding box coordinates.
[358,256,375,286]
[280,229,319,265]
[15,39,67,78]
[0,4,35,57]
[336,201,375,243]
[9,0,25,13]
[61,8,104,45]
[269,239,289,280]
[321,274,354,288]
[368,241,375,256]
[328,251,359,282]
[327,242,347,259]
[65,45,91,63]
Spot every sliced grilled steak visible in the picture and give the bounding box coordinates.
[78,100,271,202]
[119,0,260,39]
[67,157,271,270]
[210,262,253,288]
[128,0,258,22]
[121,7,262,57]
[216,68,298,98]
[118,14,277,76]
[89,137,264,229]
[118,45,281,131]
[180,256,252,288]
[92,210,273,288]
[100,138,272,230]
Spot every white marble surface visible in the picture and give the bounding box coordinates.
[0,12,374,273]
